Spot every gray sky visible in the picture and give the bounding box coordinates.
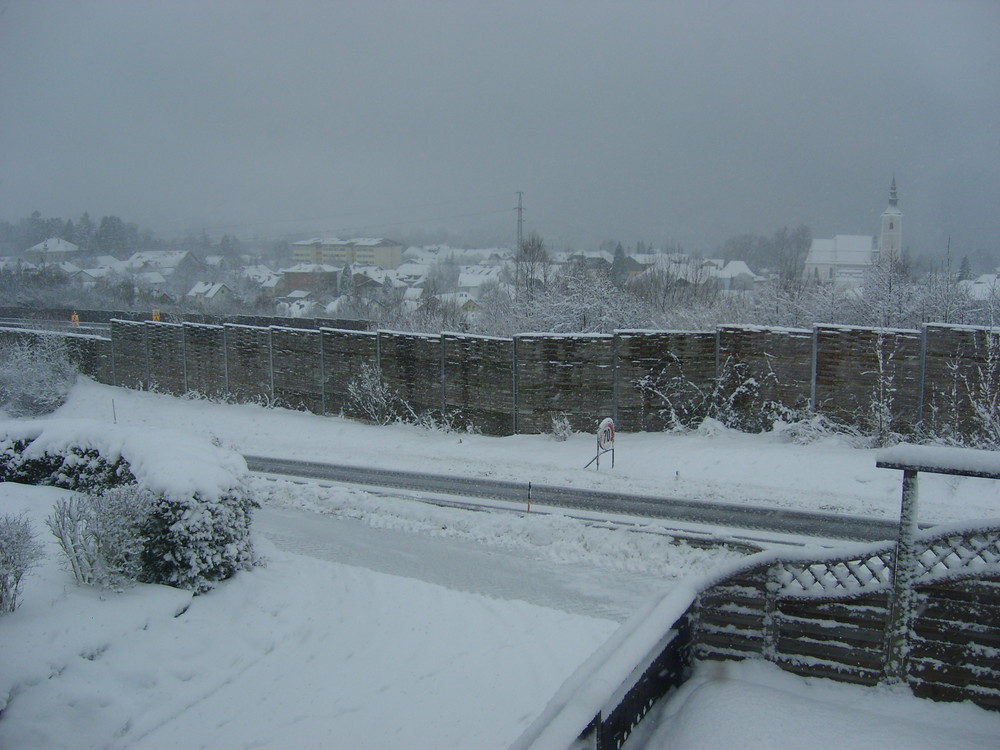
[1,1,998,257]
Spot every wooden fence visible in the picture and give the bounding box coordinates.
[2,318,999,441]
[512,519,1000,750]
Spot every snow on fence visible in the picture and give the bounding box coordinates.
[2,317,1000,443]
[512,519,1000,750]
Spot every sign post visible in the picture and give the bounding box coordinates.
[585,417,615,470]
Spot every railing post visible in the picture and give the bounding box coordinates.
[884,468,919,683]
[762,563,781,660]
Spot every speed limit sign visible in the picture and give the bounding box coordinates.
[586,417,615,470]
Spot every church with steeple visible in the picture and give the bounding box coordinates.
[802,178,903,287]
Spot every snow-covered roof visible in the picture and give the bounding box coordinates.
[805,235,877,266]
[280,263,341,273]
[458,267,501,288]
[240,264,279,284]
[126,250,196,271]
[25,237,80,256]
[395,262,431,277]
[960,274,1000,300]
[435,291,477,305]
[135,271,167,286]
[187,281,230,298]
[716,260,762,280]
[292,237,398,248]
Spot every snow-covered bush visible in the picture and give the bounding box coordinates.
[0,514,44,614]
[0,336,77,417]
[46,486,154,589]
[550,413,573,441]
[347,363,403,425]
[3,420,259,595]
[929,333,1000,449]
[140,489,257,594]
[0,439,135,492]
[635,355,713,431]
[770,414,868,447]
[346,362,468,432]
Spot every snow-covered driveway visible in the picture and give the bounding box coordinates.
[257,504,677,622]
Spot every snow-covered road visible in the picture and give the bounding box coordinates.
[257,504,684,622]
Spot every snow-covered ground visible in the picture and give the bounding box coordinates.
[2,378,999,749]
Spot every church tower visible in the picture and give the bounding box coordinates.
[878,176,902,260]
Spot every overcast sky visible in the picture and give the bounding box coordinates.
[1,1,998,257]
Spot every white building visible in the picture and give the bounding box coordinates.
[803,178,903,287]
[291,237,404,269]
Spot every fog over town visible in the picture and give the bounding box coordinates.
[5,5,1000,746]
[1,1,998,256]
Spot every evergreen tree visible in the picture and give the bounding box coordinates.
[611,243,629,286]
[959,255,973,282]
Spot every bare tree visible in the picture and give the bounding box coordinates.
[515,232,550,301]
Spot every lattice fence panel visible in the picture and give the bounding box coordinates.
[692,524,1000,706]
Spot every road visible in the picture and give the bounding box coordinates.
[254,505,676,622]
[244,454,905,542]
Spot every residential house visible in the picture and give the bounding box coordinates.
[23,238,81,265]
[280,263,342,295]
[187,281,235,307]
[715,260,765,291]
[125,250,207,293]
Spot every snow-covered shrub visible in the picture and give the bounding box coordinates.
[2,420,260,594]
[550,413,573,441]
[711,356,809,433]
[0,336,77,417]
[770,414,868,447]
[634,353,713,431]
[0,514,44,614]
[140,489,258,594]
[46,486,154,589]
[346,362,465,432]
[857,330,903,448]
[930,333,1000,449]
[0,438,135,492]
[347,362,403,425]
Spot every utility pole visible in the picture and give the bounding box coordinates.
[515,191,524,253]
[515,191,524,296]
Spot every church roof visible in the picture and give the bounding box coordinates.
[805,235,877,266]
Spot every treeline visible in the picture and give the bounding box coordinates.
[0,211,156,258]
[0,211,265,261]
